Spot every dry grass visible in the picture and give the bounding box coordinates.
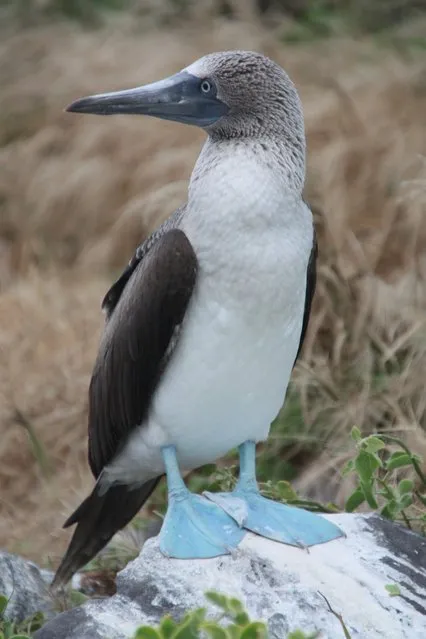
[0,12,425,563]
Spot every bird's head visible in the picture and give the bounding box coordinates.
[66,51,304,143]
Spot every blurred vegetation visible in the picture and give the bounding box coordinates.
[132,592,323,639]
[0,591,341,638]
[1,0,425,568]
[1,0,425,34]
[0,594,44,639]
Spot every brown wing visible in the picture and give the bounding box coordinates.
[294,230,317,364]
[88,228,197,478]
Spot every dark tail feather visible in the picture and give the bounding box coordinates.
[51,477,160,589]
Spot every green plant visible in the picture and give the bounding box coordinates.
[343,427,426,533]
[132,592,318,639]
[385,583,401,597]
[0,594,44,639]
[196,426,426,535]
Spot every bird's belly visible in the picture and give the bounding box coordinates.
[106,220,312,486]
[149,279,305,469]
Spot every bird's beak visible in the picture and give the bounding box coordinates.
[66,71,228,127]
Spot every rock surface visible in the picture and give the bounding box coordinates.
[0,551,53,622]
[35,514,426,639]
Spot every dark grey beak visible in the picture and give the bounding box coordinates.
[66,71,228,127]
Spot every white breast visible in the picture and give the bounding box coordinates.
[107,151,313,486]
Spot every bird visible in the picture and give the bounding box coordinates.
[52,50,343,588]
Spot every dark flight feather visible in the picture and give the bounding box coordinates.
[89,226,197,478]
[52,225,197,588]
[51,478,160,589]
[294,230,317,364]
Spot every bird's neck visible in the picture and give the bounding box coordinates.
[190,136,305,196]
[186,136,309,246]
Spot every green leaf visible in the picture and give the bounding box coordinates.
[24,610,44,633]
[225,627,241,639]
[378,481,395,500]
[196,464,217,477]
[360,480,379,509]
[2,619,14,639]
[228,598,245,616]
[69,590,89,608]
[240,622,268,639]
[133,628,161,639]
[172,622,199,639]
[351,426,362,442]
[398,494,413,509]
[187,608,207,626]
[385,452,412,470]
[398,479,413,495]
[381,502,398,519]
[276,481,298,501]
[0,594,8,616]
[159,616,177,638]
[234,612,250,625]
[172,609,206,638]
[355,450,381,483]
[1,620,12,639]
[385,584,401,596]
[345,487,365,512]
[205,592,228,611]
[364,436,385,455]
[202,624,229,639]
[9,636,33,639]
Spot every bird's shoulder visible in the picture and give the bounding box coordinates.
[101,204,187,317]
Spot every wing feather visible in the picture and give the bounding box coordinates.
[88,227,197,478]
[294,230,317,364]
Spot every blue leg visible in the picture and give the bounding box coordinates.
[204,441,343,547]
[159,446,246,558]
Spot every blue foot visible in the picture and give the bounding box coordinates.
[159,445,245,559]
[160,491,246,558]
[204,440,343,548]
[204,488,343,547]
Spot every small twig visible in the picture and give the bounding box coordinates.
[400,516,426,522]
[318,592,352,639]
[377,478,393,499]
[399,510,412,530]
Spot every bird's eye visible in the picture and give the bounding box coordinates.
[200,79,214,95]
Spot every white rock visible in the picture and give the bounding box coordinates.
[0,551,53,622]
[35,514,426,639]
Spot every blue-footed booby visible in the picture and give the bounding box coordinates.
[52,50,342,588]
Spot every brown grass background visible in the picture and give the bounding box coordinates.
[1,7,426,566]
